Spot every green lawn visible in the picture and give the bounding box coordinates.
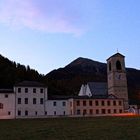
[0,116,140,140]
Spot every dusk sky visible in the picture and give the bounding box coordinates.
[0,0,140,74]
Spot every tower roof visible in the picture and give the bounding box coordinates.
[107,53,125,61]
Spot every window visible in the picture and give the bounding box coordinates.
[8,111,11,115]
[63,111,65,115]
[77,100,80,106]
[0,103,3,109]
[96,109,99,114]
[95,100,99,106]
[45,111,47,115]
[113,101,116,106]
[25,110,28,116]
[18,110,21,116]
[116,60,122,70]
[25,98,28,104]
[33,88,36,93]
[40,98,43,104]
[119,109,122,113]
[25,88,28,93]
[102,109,106,114]
[83,109,87,115]
[62,101,66,106]
[102,101,105,106]
[114,109,117,113]
[108,109,111,114]
[33,98,36,104]
[109,62,112,71]
[40,88,44,93]
[77,110,81,115]
[83,101,86,106]
[35,111,37,115]
[53,102,56,106]
[119,101,122,106]
[89,109,93,115]
[18,98,21,104]
[89,101,92,106]
[54,111,56,115]
[18,88,21,93]
[5,94,8,98]
[107,101,110,106]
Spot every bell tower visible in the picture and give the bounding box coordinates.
[107,53,129,110]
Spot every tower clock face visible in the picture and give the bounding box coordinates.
[115,73,122,80]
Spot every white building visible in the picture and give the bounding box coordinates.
[45,97,69,116]
[0,89,15,119]
[0,81,70,119]
[14,81,48,118]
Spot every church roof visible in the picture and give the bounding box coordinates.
[107,53,125,61]
[87,82,108,96]
[15,81,46,87]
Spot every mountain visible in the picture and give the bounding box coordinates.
[45,57,140,102]
[0,54,43,88]
[45,57,107,96]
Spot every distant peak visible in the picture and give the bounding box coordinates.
[65,57,106,68]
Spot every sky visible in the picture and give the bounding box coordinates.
[0,0,140,74]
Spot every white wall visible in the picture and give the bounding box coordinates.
[78,84,92,97]
[45,100,69,116]
[86,85,92,97]
[0,93,15,119]
[15,86,47,118]
[79,84,86,96]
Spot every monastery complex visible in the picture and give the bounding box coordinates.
[0,53,139,119]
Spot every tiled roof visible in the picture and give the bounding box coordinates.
[15,81,46,87]
[71,95,108,99]
[48,95,74,100]
[87,82,108,96]
[49,95,118,100]
[0,89,14,93]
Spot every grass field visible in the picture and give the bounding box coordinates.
[0,116,140,140]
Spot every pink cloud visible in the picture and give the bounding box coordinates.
[0,0,84,36]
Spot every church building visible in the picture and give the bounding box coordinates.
[77,52,130,116]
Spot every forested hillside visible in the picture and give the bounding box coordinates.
[0,55,43,88]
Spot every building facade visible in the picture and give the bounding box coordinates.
[69,97,124,116]
[0,89,15,119]
[14,81,48,118]
[45,99,69,116]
